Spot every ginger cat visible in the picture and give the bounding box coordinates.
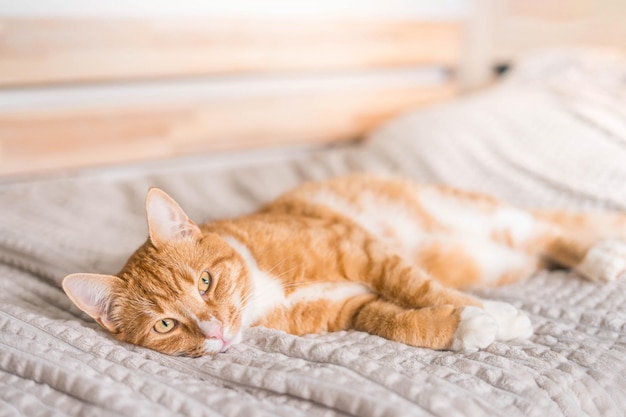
[62,174,626,357]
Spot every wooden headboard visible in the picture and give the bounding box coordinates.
[0,17,463,177]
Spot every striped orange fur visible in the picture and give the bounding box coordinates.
[62,174,626,356]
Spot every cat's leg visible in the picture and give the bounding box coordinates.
[416,184,626,283]
[413,235,541,288]
[532,233,626,283]
[358,249,533,346]
[412,185,556,286]
[351,298,520,351]
[531,210,626,282]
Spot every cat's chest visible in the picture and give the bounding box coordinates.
[224,236,370,327]
[254,282,372,332]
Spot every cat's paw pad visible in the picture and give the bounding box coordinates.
[450,307,498,352]
[576,240,626,282]
[482,301,533,341]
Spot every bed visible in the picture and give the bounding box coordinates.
[2,10,626,417]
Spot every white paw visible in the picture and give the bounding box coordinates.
[576,240,626,282]
[482,301,533,341]
[450,307,498,352]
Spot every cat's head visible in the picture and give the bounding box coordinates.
[62,188,251,357]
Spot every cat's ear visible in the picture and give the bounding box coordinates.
[145,188,202,247]
[62,273,119,332]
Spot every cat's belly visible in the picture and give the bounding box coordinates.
[304,189,425,260]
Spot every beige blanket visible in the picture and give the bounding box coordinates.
[2,49,626,416]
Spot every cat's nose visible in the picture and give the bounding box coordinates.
[204,327,224,341]
[206,329,239,353]
[198,319,224,340]
[197,318,234,353]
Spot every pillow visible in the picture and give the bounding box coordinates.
[357,48,626,211]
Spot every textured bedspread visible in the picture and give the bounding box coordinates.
[2,49,626,417]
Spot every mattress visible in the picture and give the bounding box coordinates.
[2,48,626,417]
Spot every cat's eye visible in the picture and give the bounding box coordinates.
[198,270,212,295]
[153,318,177,334]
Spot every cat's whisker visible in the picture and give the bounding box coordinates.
[265,257,291,275]
[264,263,300,281]
[240,292,253,307]
[238,288,255,311]
[280,280,331,289]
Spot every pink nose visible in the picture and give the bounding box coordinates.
[200,320,224,341]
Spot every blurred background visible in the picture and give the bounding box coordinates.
[1,0,625,180]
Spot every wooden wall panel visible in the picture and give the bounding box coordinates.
[0,83,456,176]
[0,19,462,86]
[0,18,462,177]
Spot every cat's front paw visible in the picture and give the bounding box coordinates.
[482,301,533,341]
[576,240,626,282]
[450,307,498,352]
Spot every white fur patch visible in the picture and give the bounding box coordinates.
[464,237,533,284]
[419,189,487,236]
[419,189,535,245]
[223,236,285,327]
[308,190,424,258]
[450,307,498,352]
[482,301,533,341]
[285,282,371,308]
[418,189,537,285]
[493,208,535,245]
[576,240,626,282]
[203,338,225,354]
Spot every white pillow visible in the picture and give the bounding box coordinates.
[359,49,626,211]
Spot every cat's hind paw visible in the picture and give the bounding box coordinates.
[576,240,626,283]
[450,307,498,352]
[482,301,533,341]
